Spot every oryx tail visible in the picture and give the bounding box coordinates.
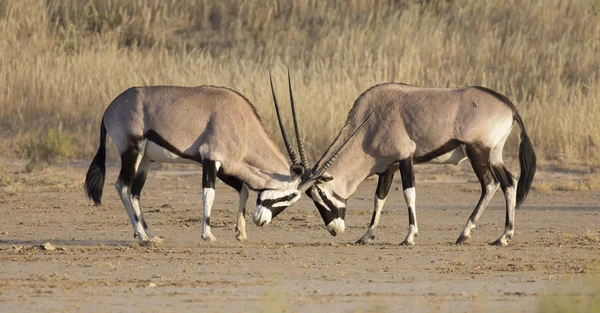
[85,119,107,205]
[514,111,536,208]
[474,86,536,208]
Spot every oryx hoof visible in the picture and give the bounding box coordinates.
[455,234,471,245]
[140,236,164,247]
[490,238,508,247]
[400,239,416,246]
[355,235,375,245]
[235,233,247,242]
[201,234,217,243]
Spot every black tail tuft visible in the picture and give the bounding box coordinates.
[514,114,536,208]
[85,120,107,205]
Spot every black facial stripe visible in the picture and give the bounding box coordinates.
[257,193,297,208]
[316,188,346,219]
[314,201,336,225]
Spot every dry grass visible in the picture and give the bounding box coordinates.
[557,229,600,245]
[534,173,600,191]
[1,0,599,162]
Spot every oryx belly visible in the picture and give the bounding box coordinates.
[144,140,198,164]
[424,145,467,165]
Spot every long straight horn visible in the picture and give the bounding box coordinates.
[288,70,309,170]
[299,110,376,191]
[270,71,299,165]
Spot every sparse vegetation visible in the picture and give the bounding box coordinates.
[19,126,76,165]
[534,173,600,191]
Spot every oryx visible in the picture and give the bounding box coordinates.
[84,84,305,245]
[266,82,536,246]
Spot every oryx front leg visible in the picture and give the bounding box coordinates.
[235,184,249,242]
[201,160,220,242]
[491,165,517,246]
[356,165,397,245]
[399,158,418,246]
[115,141,151,243]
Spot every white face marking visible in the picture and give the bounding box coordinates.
[259,189,301,207]
[252,189,300,226]
[253,207,272,226]
[325,217,345,236]
[310,186,345,211]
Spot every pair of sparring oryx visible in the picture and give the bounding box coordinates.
[85,72,536,247]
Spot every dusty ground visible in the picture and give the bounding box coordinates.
[0,160,599,313]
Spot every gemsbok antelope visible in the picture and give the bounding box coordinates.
[84,84,306,245]
[266,82,536,246]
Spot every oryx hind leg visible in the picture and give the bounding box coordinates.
[201,159,220,242]
[490,163,517,246]
[456,145,499,244]
[487,131,517,246]
[130,152,163,245]
[399,157,418,246]
[356,163,398,245]
[115,138,152,243]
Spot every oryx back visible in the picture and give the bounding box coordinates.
[103,86,279,168]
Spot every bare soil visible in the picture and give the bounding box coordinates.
[0,160,599,313]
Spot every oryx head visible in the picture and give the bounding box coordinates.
[254,70,374,235]
[298,116,372,237]
[253,71,307,227]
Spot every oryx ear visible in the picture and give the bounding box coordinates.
[290,164,305,181]
[317,174,333,183]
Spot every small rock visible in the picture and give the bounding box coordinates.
[2,231,8,235]
[148,282,157,288]
[42,243,56,251]
[12,244,23,252]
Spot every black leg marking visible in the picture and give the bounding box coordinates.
[376,163,398,200]
[203,160,217,189]
[399,158,415,190]
[201,159,217,240]
[131,171,148,200]
[217,171,244,192]
[118,138,142,186]
[492,164,514,192]
[399,157,418,245]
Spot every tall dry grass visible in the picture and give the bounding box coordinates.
[0,0,599,164]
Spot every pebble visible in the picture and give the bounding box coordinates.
[42,243,56,251]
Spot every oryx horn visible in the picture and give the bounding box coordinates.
[288,70,310,170]
[270,71,299,165]
[298,110,375,191]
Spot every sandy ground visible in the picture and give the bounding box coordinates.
[0,160,599,313]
